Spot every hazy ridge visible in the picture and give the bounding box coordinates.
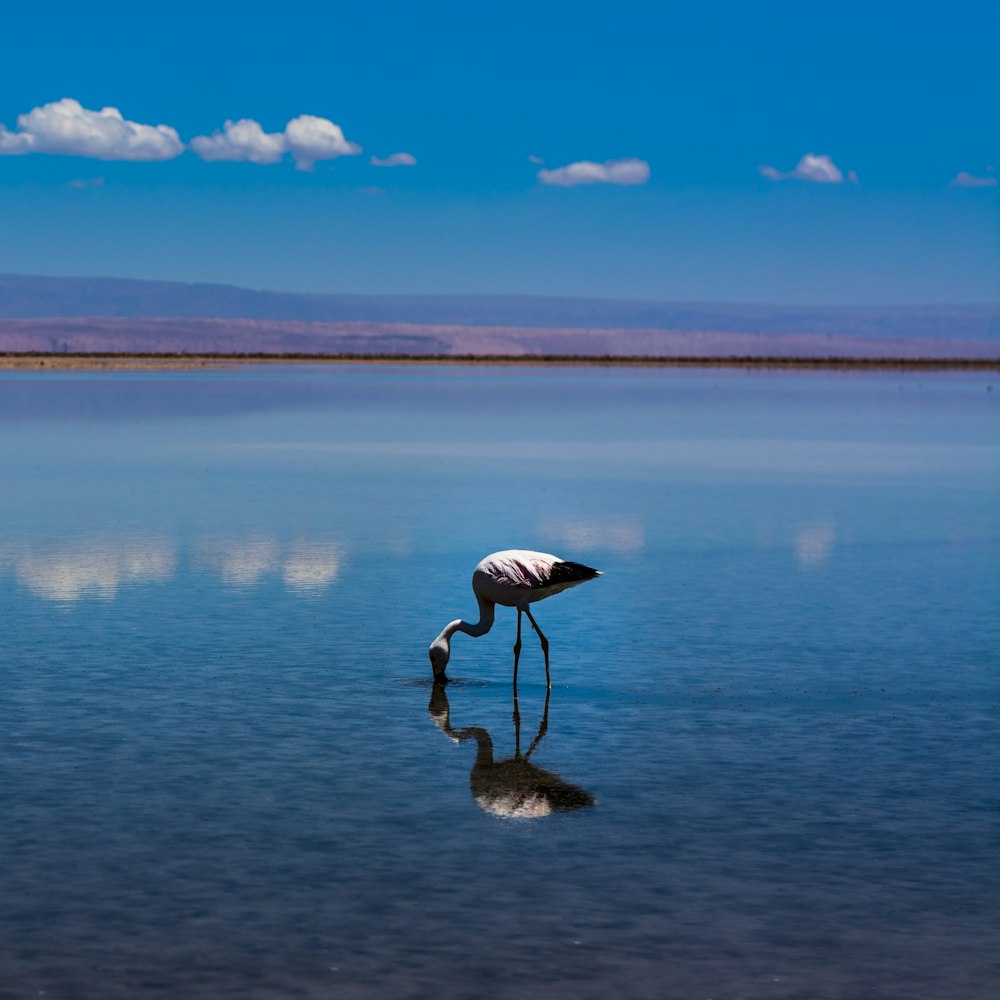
[0,275,997,357]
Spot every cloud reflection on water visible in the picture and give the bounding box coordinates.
[197,536,280,587]
[195,536,343,596]
[2,535,343,601]
[10,539,176,602]
[195,536,344,596]
[536,515,644,554]
[281,541,343,594]
[794,522,836,568]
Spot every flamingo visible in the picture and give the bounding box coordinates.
[428,549,601,687]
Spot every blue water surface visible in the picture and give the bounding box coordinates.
[1,365,997,999]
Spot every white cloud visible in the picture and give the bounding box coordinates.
[284,114,361,170]
[1,100,367,172]
[191,114,361,170]
[794,153,844,183]
[0,98,183,161]
[190,118,285,164]
[370,151,416,167]
[538,157,650,187]
[527,154,545,165]
[759,152,855,184]
[949,168,998,188]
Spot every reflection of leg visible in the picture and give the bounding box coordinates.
[524,686,550,761]
[524,607,551,688]
[428,682,452,735]
[513,609,523,689]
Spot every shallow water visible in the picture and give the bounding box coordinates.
[1,365,997,999]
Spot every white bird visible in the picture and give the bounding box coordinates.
[429,549,601,687]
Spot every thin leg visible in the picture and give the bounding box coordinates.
[523,607,551,688]
[513,609,523,689]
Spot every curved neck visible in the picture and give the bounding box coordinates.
[445,592,495,641]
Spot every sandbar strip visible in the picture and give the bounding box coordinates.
[0,352,997,371]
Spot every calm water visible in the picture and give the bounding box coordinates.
[1,365,997,999]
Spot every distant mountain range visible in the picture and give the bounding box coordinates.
[0,274,997,357]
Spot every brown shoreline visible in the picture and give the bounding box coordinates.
[0,351,997,371]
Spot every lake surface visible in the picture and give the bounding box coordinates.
[1,365,997,999]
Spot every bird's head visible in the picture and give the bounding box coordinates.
[429,637,450,681]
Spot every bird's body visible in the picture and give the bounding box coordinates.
[473,549,598,606]
[429,549,601,686]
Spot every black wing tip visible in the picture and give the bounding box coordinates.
[547,560,602,585]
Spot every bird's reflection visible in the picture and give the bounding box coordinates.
[429,684,595,819]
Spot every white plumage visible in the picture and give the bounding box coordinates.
[429,549,601,687]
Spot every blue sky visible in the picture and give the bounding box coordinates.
[1,0,997,303]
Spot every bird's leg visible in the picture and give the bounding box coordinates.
[513,690,522,757]
[512,608,523,690]
[524,607,551,688]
